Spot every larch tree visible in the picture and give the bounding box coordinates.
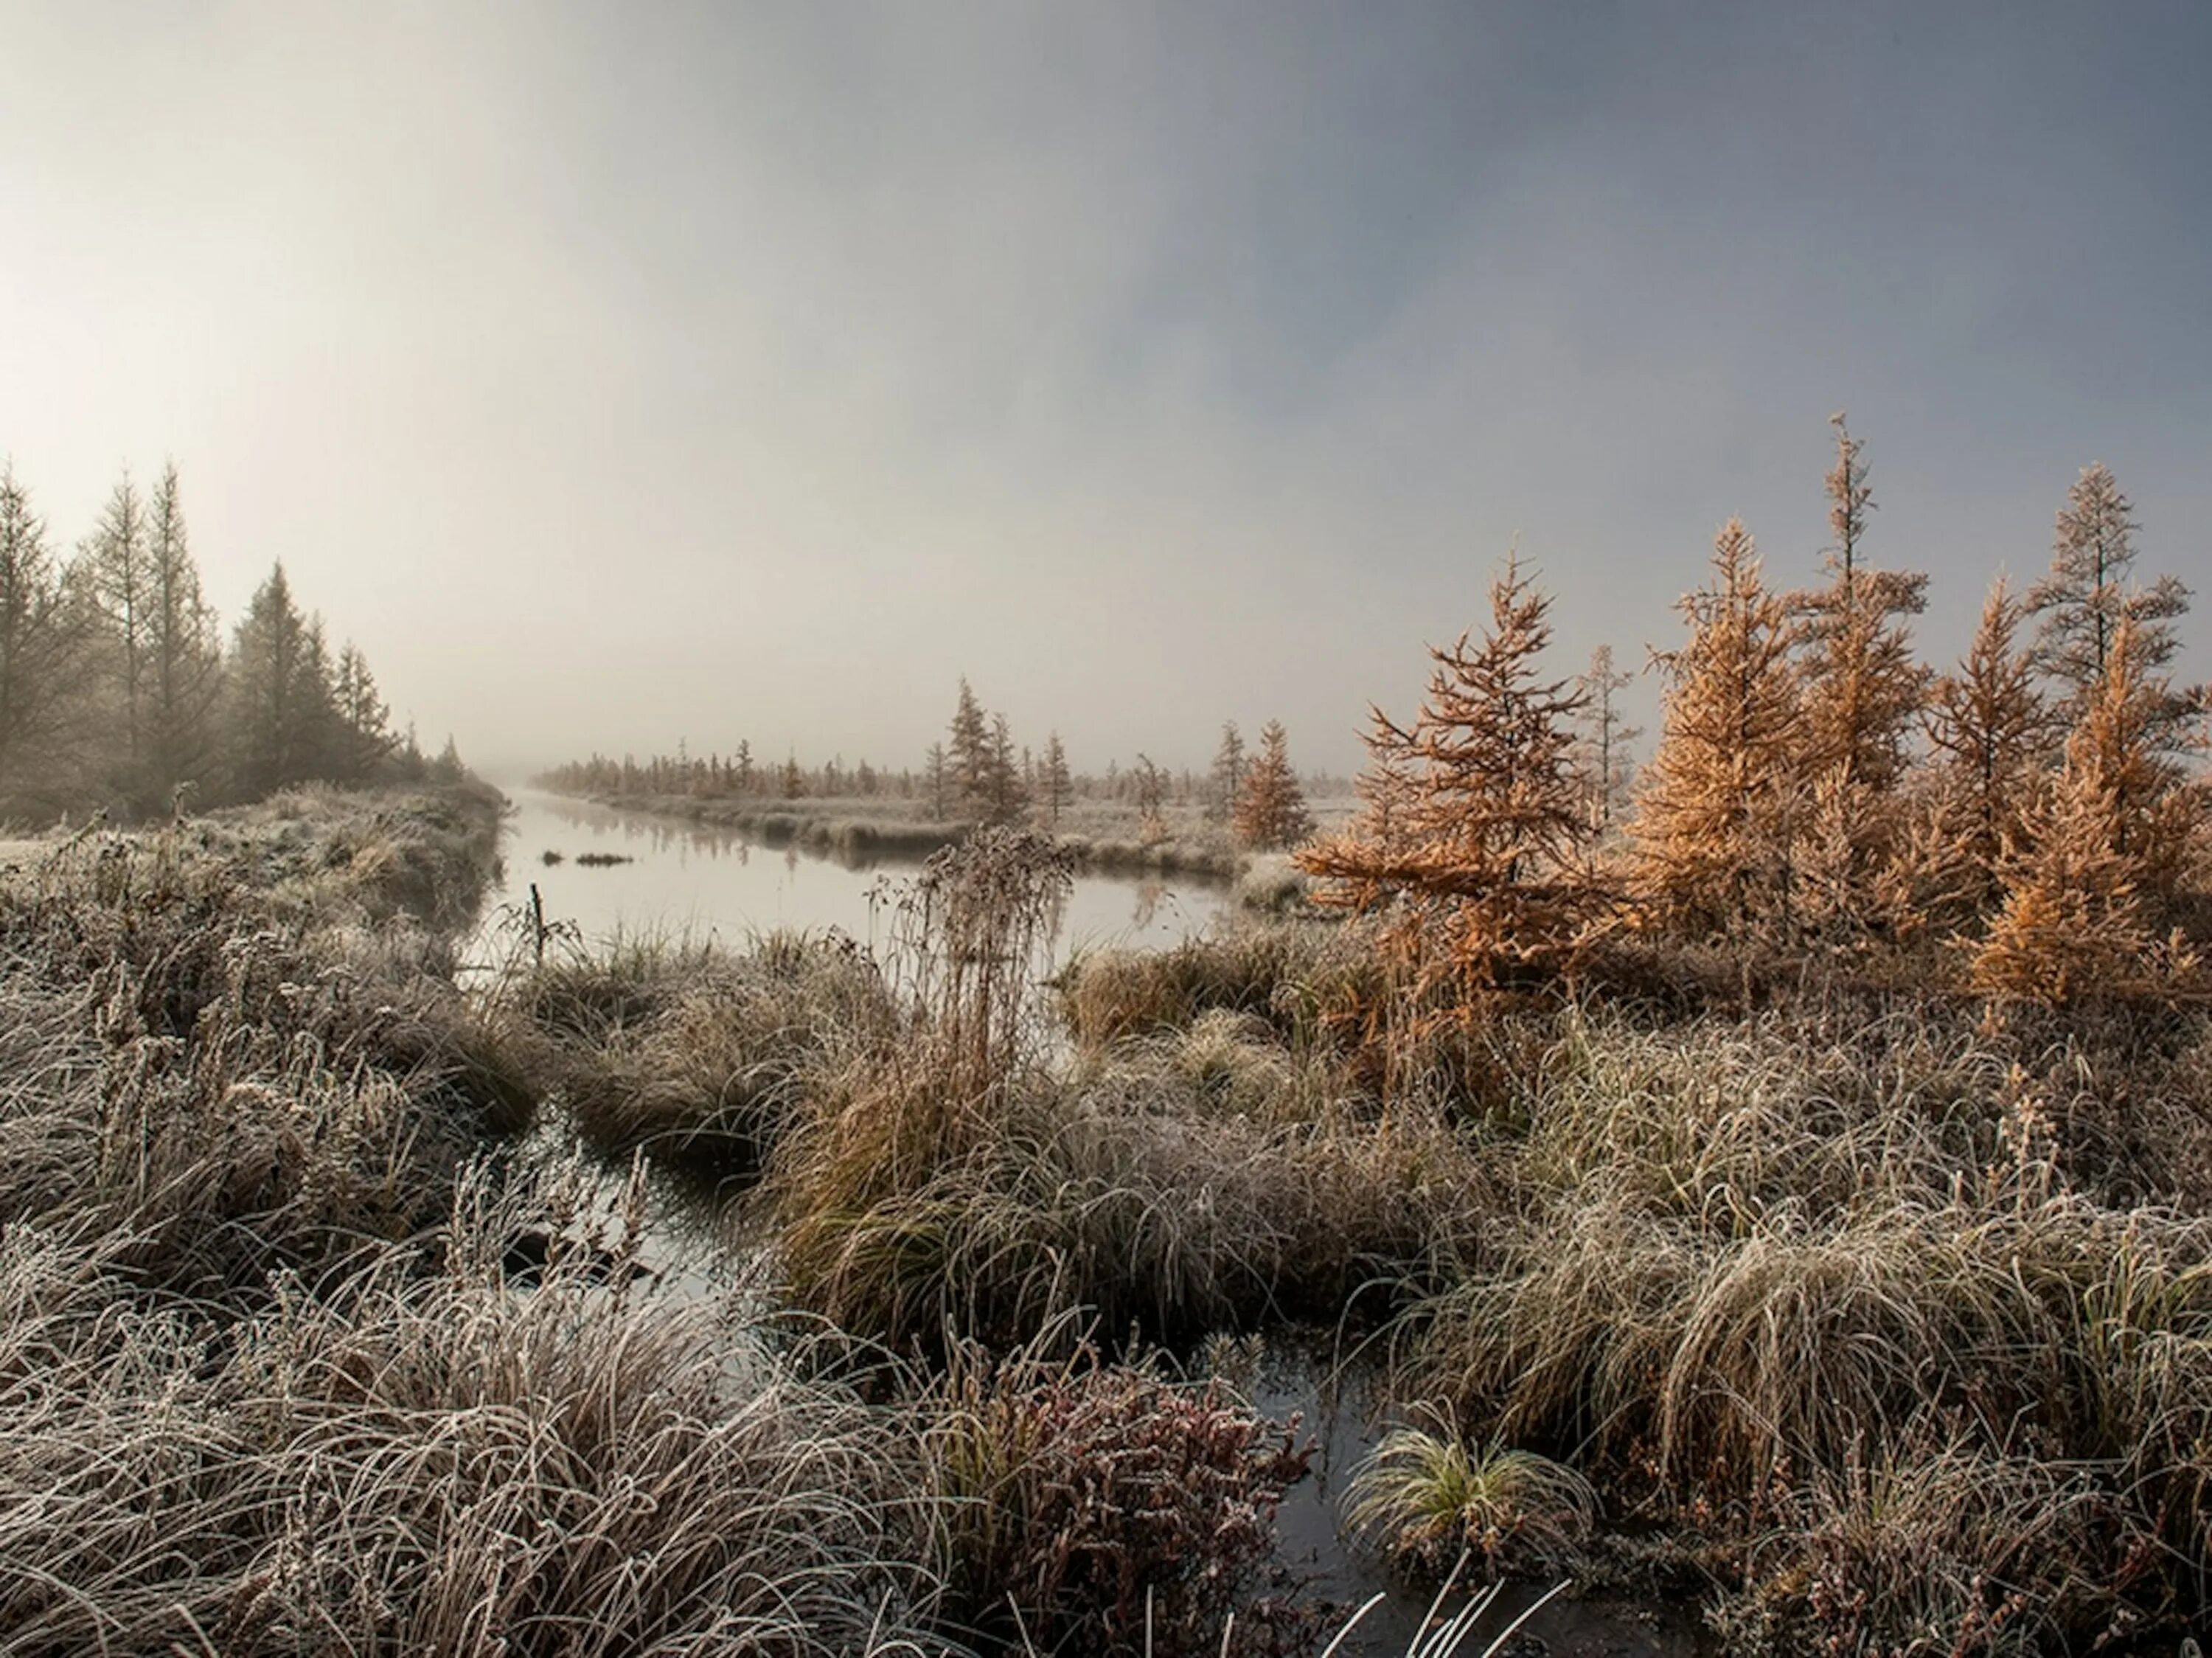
[225,563,338,797]
[1131,753,1170,843]
[141,464,223,810]
[2063,615,2201,909]
[984,712,1026,824]
[924,741,947,821]
[332,642,396,782]
[2027,463,2200,736]
[1231,720,1312,851]
[1298,556,1599,992]
[1230,721,1310,845]
[1793,415,1930,796]
[81,471,152,781]
[1787,417,1930,936]
[1630,518,1806,940]
[1040,731,1071,828]
[947,678,990,811]
[1968,620,2196,1004]
[1317,705,1422,916]
[1571,644,1640,835]
[0,468,97,814]
[1968,762,2154,1007]
[1919,577,2049,918]
[1208,721,1245,822]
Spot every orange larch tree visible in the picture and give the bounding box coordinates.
[1630,518,1806,940]
[1298,554,1601,993]
[1972,617,2203,1004]
[1231,720,1312,850]
[1917,577,2049,918]
[2026,463,2197,732]
[1788,416,1930,939]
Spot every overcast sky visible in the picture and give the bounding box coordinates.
[4,1,2208,779]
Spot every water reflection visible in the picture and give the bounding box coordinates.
[475,791,1230,966]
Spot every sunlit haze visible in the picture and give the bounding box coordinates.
[6,1,2208,779]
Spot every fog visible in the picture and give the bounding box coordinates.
[4,1,2208,778]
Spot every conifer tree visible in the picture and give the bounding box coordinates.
[1921,578,2048,914]
[0,468,95,814]
[1571,644,1640,833]
[1132,753,1169,843]
[2067,615,2200,906]
[1631,518,1806,939]
[225,563,337,797]
[984,712,1026,824]
[947,677,990,809]
[395,722,427,783]
[2026,463,2199,734]
[1969,764,2154,1007]
[1208,721,1246,823]
[1786,417,1930,936]
[1318,707,1421,915]
[141,465,222,810]
[924,741,947,821]
[782,754,806,799]
[1299,556,1596,988]
[1232,720,1313,850]
[331,642,395,781]
[1971,616,2202,1003]
[1040,731,1071,828]
[81,471,151,780]
[1793,416,1930,797]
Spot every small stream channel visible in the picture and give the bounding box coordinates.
[472,793,1699,1657]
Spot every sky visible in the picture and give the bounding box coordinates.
[3,1,2209,781]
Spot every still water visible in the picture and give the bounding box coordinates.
[472,791,1231,966]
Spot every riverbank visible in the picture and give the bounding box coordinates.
[535,786,1333,883]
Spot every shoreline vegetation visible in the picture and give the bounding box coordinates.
[535,786,1303,882]
[501,825,2212,1656]
[532,678,1347,887]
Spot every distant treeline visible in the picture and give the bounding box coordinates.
[536,680,1346,851]
[0,463,463,824]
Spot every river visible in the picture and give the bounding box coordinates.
[471,791,1232,967]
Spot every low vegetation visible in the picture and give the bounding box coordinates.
[1,791,1329,1657]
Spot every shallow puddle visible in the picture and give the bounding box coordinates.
[1242,1339,1700,1657]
